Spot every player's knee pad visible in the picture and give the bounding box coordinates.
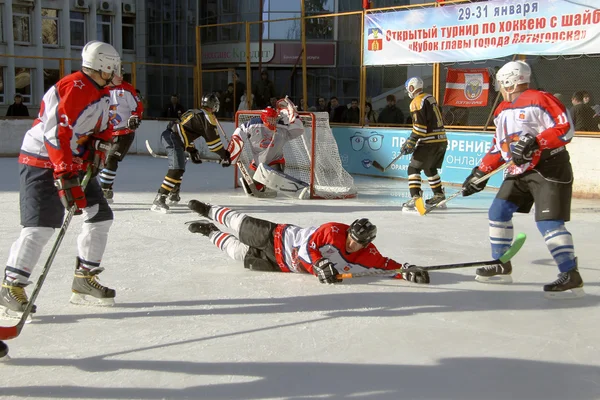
[166,169,185,181]
[488,198,519,222]
[423,168,438,177]
[243,248,278,271]
[82,202,114,224]
[536,219,565,236]
[104,155,119,171]
[19,227,55,247]
[407,166,421,175]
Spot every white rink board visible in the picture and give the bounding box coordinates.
[0,156,599,399]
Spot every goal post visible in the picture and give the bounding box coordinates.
[233,111,357,199]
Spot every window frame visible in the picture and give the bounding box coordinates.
[41,8,60,47]
[96,14,113,44]
[12,5,32,45]
[70,11,87,48]
[14,67,33,104]
[122,15,135,51]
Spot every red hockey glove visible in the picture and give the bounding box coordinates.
[54,171,86,213]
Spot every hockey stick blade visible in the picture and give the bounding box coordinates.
[372,152,405,173]
[336,233,526,279]
[145,139,223,164]
[371,160,387,172]
[0,169,94,340]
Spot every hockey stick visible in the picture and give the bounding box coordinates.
[421,161,513,216]
[145,140,222,164]
[336,232,526,280]
[0,168,94,340]
[372,149,406,173]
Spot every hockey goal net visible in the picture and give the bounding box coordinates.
[233,111,357,199]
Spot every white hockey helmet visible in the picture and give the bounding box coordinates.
[81,41,121,77]
[495,60,531,91]
[405,76,424,99]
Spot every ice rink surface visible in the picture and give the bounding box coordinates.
[0,155,599,400]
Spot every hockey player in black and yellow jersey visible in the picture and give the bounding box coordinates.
[401,77,448,211]
[151,93,231,213]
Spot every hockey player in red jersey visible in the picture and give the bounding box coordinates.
[229,97,305,195]
[0,41,121,316]
[98,72,144,203]
[186,200,429,284]
[461,60,583,298]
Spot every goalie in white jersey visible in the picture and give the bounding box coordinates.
[228,97,305,196]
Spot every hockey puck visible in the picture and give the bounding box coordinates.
[0,340,9,359]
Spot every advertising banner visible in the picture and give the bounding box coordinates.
[364,0,600,65]
[333,127,504,187]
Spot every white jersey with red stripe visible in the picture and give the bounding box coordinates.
[232,117,304,167]
[273,222,403,275]
[108,81,143,135]
[19,70,112,174]
[480,89,574,175]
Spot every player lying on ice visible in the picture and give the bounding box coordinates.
[228,97,310,198]
[186,200,429,284]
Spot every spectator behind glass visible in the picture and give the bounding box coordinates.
[253,69,276,109]
[343,98,360,124]
[269,96,278,109]
[364,102,378,126]
[222,83,235,118]
[162,94,185,119]
[377,94,405,125]
[316,96,327,112]
[328,96,346,123]
[571,91,600,132]
[232,72,246,111]
[136,89,149,112]
[238,91,253,111]
[6,94,29,117]
[581,90,600,116]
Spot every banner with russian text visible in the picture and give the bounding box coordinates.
[443,68,489,107]
[364,0,600,65]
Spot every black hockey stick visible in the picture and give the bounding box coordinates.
[372,149,406,172]
[0,168,93,340]
[145,140,222,164]
[336,233,526,280]
[422,161,513,216]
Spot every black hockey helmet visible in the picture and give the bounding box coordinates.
[348,218,377,246]
[201,92,220,113]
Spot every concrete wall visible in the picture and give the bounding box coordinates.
[1,118,599,198]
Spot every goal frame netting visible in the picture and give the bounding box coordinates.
[233,111,357,199]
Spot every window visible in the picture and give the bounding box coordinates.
[0,6,4,43]
[97,14,112,44]
[42,9,59,47]
[15,67,32,104]
[122,16,135,51]
[0,67,4,103]
[70,11,87,48]
[13,5,31,44]
[43,69,60,93]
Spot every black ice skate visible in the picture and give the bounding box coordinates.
[167,187,181,205]
[188,199,211,218]
[102,188,114,204]
[543,266,585,299]
[187,220,219,236]
[475,261,513,284]
[70,261,116,306]
[0,340,9,361]
[0,278,36,320]
[425,192,446,209]
[151,193,170,214]
[402,194,422,214]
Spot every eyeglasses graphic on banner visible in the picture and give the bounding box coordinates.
[350,133,384,151]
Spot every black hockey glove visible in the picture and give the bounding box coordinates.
[462,167,488,197]
[221,150,232,168]
[401,137,417,155]
[186,147,203,164]
[511,133,539,166]
[313,258,342,284]
[401,263,430,284]
[127,115,141,130]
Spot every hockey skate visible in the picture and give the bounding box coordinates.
[188,199,211,218]
[70,261,116,306]
[187,220,219,236]
[151,193,170,214]
[543,266,585,299]
[402,194,423,214]
[0,340,9,361]
[167,187,181,205]
[475,261,513,284]
[102,188,114,204]
[0,278,36,322]
[425,192,446,209]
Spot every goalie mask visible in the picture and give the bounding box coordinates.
[495,60,531,93]
[405,76,424,99]
[201,93,220,113]
[261,107,279,131]
[348,218,377,246]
